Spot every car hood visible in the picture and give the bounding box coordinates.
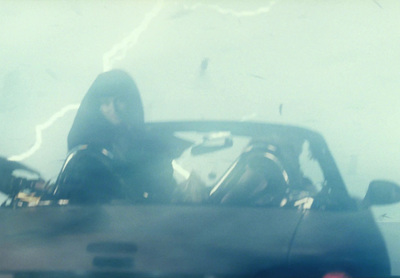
[0,204,304,276]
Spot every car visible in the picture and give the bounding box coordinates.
[1,120,400,278]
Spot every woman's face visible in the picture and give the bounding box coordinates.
[100,97,121,125]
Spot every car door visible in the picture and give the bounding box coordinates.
[0,204,304,276]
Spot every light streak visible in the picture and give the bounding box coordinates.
[7,104,80,162]
[102,0,165,71]
[7,0,276,163]
[183,1,276,17]
[7,1,166,163]
[172,159,191,179]
[209,159,239,196]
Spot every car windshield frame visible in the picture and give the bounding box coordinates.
[147,120,348,192]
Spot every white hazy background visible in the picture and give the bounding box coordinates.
[2,0,399,193]
[1,0,400,271]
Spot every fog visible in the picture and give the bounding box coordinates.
[2,0,399,193]
[1,0,400,273]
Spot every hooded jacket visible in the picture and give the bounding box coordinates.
[56,70,175,203]
[68,69,144,151]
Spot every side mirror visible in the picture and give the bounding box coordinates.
[363,180,400,207]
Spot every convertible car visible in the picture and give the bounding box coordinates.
[1,121,400,278]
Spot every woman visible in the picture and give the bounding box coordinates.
[55,70,176,204]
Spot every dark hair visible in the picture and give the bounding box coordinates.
[67,70,144,150]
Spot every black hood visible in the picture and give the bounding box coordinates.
[67,70,144,151]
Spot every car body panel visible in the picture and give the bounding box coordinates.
[0,121,394,277]
[0,205,304,276]
[289,209,390,277]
